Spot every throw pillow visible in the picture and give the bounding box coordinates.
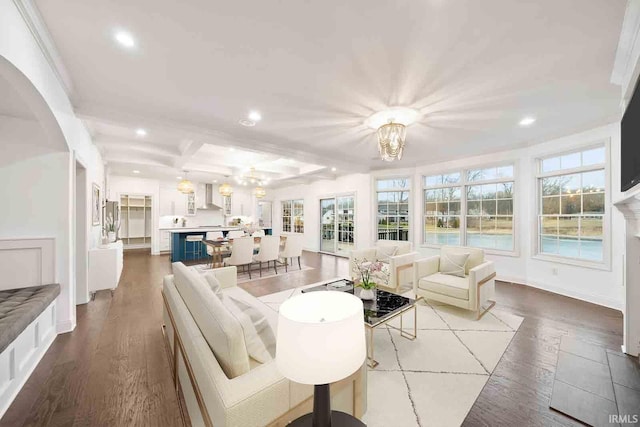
[225,296,276,364]
[203,272,223,297]
[376,245,398,263]
[440,252,470,278]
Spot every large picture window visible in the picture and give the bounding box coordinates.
[376,178,410,241]
[282,199,304,233]
[423,165,515,251]
[423,173,461,245]
[537,146,605,262]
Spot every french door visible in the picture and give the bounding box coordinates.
[320,194,355,256]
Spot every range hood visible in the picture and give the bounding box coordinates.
[199,184,223,210]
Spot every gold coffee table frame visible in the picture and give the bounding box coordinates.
[365,297,420,368]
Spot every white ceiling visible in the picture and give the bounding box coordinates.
[33,0,626,184]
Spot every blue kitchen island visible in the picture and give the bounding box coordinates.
[167,227,272,262]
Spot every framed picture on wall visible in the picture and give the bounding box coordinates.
[92,183,101,225]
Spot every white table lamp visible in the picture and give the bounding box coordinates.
[277,291,366,427]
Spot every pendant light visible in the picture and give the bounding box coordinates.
[177,171,194,194]
[219,176,233,197]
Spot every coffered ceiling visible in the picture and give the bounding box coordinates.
[30,0,626,185]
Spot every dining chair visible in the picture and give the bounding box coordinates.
[279,233,304,272]
[253,235,279,277]
[206,231,224,240]
[227,230,245,239]
[223,236,255,278]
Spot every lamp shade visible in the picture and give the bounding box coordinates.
[276,291,365,385]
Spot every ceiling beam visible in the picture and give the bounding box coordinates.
[75,105,370,173]
[173,139,204,170]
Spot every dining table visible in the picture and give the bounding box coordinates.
[202,235,287,269]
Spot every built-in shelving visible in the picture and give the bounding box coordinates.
[120,194,153,249]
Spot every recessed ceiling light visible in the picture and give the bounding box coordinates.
[114,31,136,49]
[519,116,536,127]
[331,167,337,172]
[176,176,182,180]
[136,128,147,137]
[248,111,262,122]
[229,147,235,152]
[239,119,256,127]
[133,170,140,174]
[213,179,218,183]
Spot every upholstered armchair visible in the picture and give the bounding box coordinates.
[349,240,418,293]
[413,246,496,319]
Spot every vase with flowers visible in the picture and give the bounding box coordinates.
[352,258,385,300]
[103,213,119,243]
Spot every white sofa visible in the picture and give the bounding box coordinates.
[413,246,496,319]
[349,240,418,292]
[162,263,366,427]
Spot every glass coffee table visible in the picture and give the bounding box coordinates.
[303,279,419,368]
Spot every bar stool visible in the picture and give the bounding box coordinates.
[185,235,204,260]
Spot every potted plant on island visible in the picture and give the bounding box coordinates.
[352,258,386,300]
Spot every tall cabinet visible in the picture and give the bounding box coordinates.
[120,194,153,249]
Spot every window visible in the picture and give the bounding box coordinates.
[423,165,515,251]
[466,166,515,251]
[376,178,410,241]
[537,146,605,262]
[282,199,304,233]
[423,173,461,245]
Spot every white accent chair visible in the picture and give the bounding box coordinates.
[227,230,245,239]
[413,246,496,320]
[253,235,279,276]
[279,233,304,272]
[349,240,418,293]
[224,237,255,278]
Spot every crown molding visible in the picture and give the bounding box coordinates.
[12,0,74,97]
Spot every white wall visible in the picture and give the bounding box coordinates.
[272,124,624,310]
[270,174,373,252]
[0,153,74,327]
[0,1,105,332]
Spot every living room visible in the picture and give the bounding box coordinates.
[0,1,639,426]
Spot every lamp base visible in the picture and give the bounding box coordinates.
[288,411,366,427]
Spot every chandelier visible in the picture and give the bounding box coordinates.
[366,107,419,162]
[377,120,407,162]
[219,177,233,197]
[177,172,194,194]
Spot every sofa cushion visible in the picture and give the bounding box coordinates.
[439,252,470,278]
[172,262,250,378]
[203,271,223,297]
[225,296,276,364]
[418,273,469,300]
[441,246,484,274]
[376,240,412,255]
[375,245,398,263]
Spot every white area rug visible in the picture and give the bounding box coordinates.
[258,279,524,427]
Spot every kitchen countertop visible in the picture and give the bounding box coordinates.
[160,226,272,233]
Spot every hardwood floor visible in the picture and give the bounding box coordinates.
[0,251,624,427]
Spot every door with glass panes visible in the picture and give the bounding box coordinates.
[320,195,355,255]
